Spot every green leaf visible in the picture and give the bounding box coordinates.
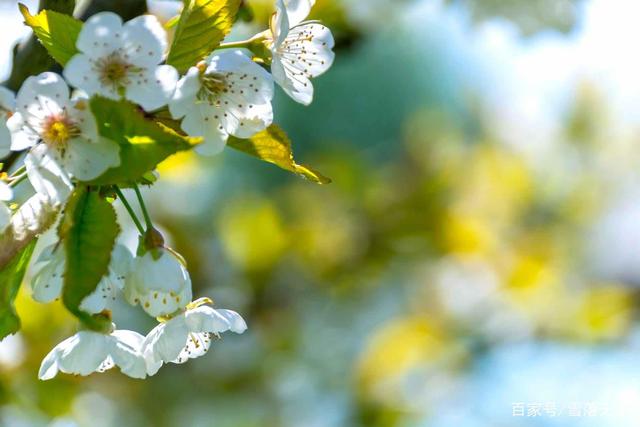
[62,187,119,330]
[19,3,82,66]
[167,0,242,73]
[0,240,37,339]
[88,97,201,185]
[228,125,332,184]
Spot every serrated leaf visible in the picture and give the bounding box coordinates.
[19,3,82,66]
[88,97,200,185]
[167,0,241,73]
[62,187,119,330]
[228,125,332,184]
[0,240,36,339]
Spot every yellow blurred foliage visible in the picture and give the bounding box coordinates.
[570,286,632,342]
[218,196,288,271]
[357,316,449,399]
[156,150,203,184]
[14,286,72,335]
[442,211,495,255]
[455,145,534,224]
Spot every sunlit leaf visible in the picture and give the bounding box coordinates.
[19,3,82,66]
[0,240,36,339]
[88,97,201,185]
[167,0,241,73]
[228,125,331,184]
[61,187,119,330]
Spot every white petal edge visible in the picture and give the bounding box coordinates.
[76,12,125,59]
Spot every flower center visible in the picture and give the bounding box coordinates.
[94,52,137,90]
[198,73,228,101]
[42,114,79,146]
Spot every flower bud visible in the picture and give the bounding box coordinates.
[124,247,192,317]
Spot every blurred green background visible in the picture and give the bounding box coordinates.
[5,0,640,425]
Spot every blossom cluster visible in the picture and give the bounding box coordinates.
[0,0,334,379]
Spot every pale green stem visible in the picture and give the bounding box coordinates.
[132,183,154,232]
[8,173,28,188]
[114,186,145,235]
[9,165,26,178]
[218,39,255,50]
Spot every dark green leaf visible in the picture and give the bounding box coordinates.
[0,240,37,339]
[62,187,119,330]
[88,97,200,185]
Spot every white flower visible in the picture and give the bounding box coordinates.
[147,0,183,23]
[124,247,193,317]
[31,244,133,314]
[64,12,178,112]
[39,328,148,379]
[7,72,120,181]
[142,299,247,373]
[24,143,73,205]
[169,50,274,155]
[0,181,12,232]
[0,87,16,158]
[267,0,335,105]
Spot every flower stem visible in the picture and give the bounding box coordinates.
[9,165,26,178]
[132,183,154,232]
[114,186,145,235]
[217,40,253,49]
[8,172,28,188]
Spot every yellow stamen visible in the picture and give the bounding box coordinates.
[42,115,79,146]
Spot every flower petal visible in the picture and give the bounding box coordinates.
[128,249,190,293]
[31,245,65,303]
[6,112,39,151]
[38,336,68,380]
[143,316,190,363]
[125,248,192,316]
[190,51,274,148]
[63,54,103,97]
[272,0,290,46]
[126,65,178,111]
[0,122,12,159]
[168,67,201,120]
[185,306,248,334]
[109,244,134,288]
[57,331,111,376]
[0,203,10,233]
[0,182,12,202]
[15,72,70,117]
[209,51,275,100]
[122,14,168,67]
[182,105,229,155]
[110,330,148,379]
[25,144,73,204]
[79,279,118,314]
[271,54,312,105]
[172,332,211,364]
[137,284,192,318]
[272,23,334,105]
[76,12,124,59]
[284,0,315,27]
[230,103,273,138]
[63,137,120,181]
